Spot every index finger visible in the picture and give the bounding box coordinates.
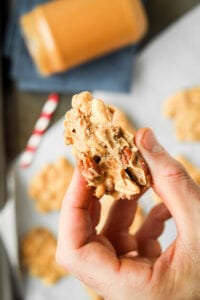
[56,168,121,292]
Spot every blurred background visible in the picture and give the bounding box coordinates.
[0,1,200,300]
[1,0,199,162]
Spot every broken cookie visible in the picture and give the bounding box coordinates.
[108,104,136,134]
[64,91,150,200]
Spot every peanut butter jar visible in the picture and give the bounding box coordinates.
[20,0,148,76]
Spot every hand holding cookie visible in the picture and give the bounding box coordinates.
[57,128,200,300]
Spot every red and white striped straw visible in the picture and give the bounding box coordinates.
[20,93,59,168]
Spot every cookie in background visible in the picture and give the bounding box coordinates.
[163,87,200,141]
[29,157,74,212]
[20,227,67,284]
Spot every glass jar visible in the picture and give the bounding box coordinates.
[20,0,148,76]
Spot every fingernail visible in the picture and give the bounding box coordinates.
[142,129,163,153]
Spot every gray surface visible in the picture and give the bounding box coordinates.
[143,0,200,44]
[0,241,22,300]
[0,237,14,300]
[3,0,200,163]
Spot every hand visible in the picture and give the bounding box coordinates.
[56,128,200,300]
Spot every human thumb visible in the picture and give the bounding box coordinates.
[135,128,200,239]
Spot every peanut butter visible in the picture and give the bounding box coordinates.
[20,0,148,75]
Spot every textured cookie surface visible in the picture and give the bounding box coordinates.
[108,104,136,134]
[164,87,200,141]
[64,92,150,200]
[20,227,67,284]
[29,157,74,212]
